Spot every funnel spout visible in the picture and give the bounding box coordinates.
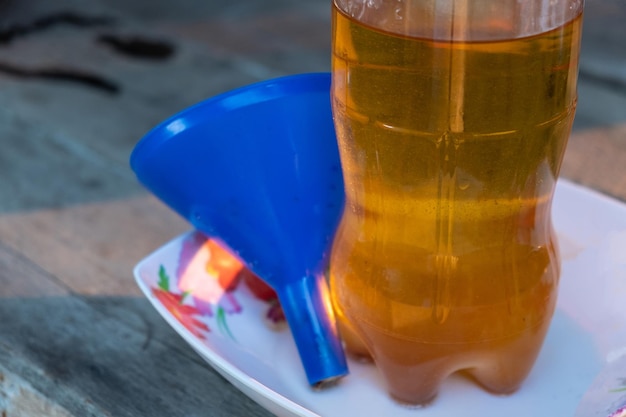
[277,274,348,386]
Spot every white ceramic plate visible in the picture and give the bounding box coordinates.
[134,179,626,417]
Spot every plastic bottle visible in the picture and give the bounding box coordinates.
[329,0,584,405]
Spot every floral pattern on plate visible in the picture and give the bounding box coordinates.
[135,180,626,417]
[149,231,284,341]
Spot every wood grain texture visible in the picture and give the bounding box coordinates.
[0,196,188,296]
[562,124,626,201]
[0,203,271,417]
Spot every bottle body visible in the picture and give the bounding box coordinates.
[330,0,583,405]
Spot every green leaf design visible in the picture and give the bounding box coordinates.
[610,387,626,393]
[158,265,170,291]
[217,306,236,341]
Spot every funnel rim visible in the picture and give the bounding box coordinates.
[129,72,331,172]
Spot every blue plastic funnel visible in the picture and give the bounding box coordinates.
[130,73,348,386]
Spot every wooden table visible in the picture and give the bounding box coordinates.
[0,0,624,416]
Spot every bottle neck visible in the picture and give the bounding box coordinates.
[333,0,584,41]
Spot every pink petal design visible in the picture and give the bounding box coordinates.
[178,238,228,304]
[177,231,207,278]
[192,296,214,316]
[219,292,242,314]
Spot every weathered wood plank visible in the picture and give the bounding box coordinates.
[0,240,272,417]
[0,297,273,417]
[0,195,187,295]
[574,0,626,130]
[0,367,75,417]
[0,240,68,298]
[562,123,626,201]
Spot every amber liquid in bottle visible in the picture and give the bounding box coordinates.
[330,2,582,405]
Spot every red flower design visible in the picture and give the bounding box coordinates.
[153,288,209,339]
[152,232,285,342]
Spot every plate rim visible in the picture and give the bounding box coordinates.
[134,177,626,416]
[133,242,317,417]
